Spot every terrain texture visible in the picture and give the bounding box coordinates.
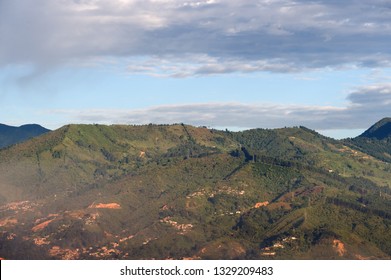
[0,120,390,259]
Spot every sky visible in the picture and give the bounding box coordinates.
[1,0,391,139]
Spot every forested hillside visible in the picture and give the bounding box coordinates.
[0,122,390,260]
[345,118,391,163]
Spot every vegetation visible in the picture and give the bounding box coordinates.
[344,117,391,163]
[0,120,390,260]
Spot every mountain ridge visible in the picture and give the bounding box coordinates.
[344,117,391,163]
[0,121,390,260]
[0,123,50,149]
[359,117,391,140]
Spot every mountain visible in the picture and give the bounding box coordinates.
[0,123,390,260]
[0,124,50,149]
[344,118,391,163]
[359,118,391,140]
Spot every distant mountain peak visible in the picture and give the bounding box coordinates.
[0,123,50,149]
[19,123,46,128]
[0,123,47,129]
[359,118,391,140]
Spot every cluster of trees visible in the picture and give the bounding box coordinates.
[345,137,391,163]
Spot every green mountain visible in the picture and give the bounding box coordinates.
[0,124,50,149]
[0,122,390,260]
[344,118,391,163]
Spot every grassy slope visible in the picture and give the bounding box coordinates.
[0,124,390,259]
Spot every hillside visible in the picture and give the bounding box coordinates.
[344,118,391,163]
[0,124,50,149]
[0,123,390,260]
[359,118,391,139]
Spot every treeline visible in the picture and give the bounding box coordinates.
[163,142,220,160]
[345,137,391,163]
[326,197,391,220]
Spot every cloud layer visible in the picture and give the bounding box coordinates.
[2,0,391,75]
[49,83,391,131]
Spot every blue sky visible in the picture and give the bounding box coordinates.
[1,0,391,139]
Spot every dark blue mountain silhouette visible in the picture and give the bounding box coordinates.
[0,124,50,149]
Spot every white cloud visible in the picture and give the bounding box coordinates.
[126,55,298,77]
[47,83,391,131]
[2,0,391,76]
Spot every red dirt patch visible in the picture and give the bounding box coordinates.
[34,237,50,246]
[254,201,269,208]
[49,246,80,260]
[32,219,54,232]
[89,203,121,209]
[0,217,18,227]
[333,239,346,256]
